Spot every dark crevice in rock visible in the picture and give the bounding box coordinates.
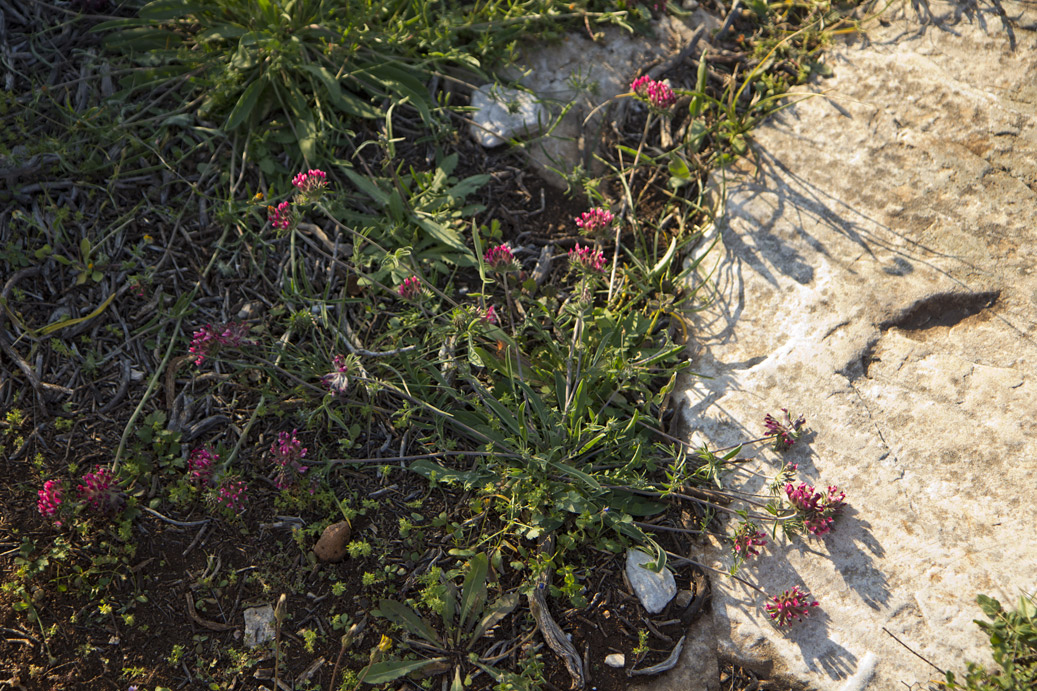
[878,290,1000,332]
[839,336,879,383]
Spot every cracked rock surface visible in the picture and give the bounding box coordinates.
[676,1,1037,689]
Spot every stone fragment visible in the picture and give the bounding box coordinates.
[625,549,677,614]
[469,84,547,148]
[313,520,351,563]
[605,653,625,668]
[674,589,693,610]
[243,604,276,648]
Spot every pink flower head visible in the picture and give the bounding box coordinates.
[785,483,846,537]
[38,479,65,526]
[568,243,607,274]
[322,354,349,395]
[267,201,293,230]
[483,305,498,325]
[575,208,615,236]
[764,408,806,451]
[483,244,518,272]
[292,169,329,200]
[188,447,218,485]
[215,479,247,512]
[77,465,123,514]
[765,586,819,626]
[270,429,308,490]
[189,321,250,366]
[397,276,422,300]
[733,521,767,560]
[630,75,676,109]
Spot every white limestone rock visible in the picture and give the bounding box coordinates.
[625,549,677,614]
[676,2,1037,689]
[605,653,626,668]
[469,84,547,148]
[243,604,276,648]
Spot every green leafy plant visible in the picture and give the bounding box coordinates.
[367,553,522,688]
[942,594,1037,691]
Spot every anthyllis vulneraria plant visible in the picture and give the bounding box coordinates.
[732,521,767,561]
[292,168,329,201]
[764,408,806,451]
[785,483,846,537]
[78,465,124,514]
[270,430,310,491]
[765,585,819,626]
[574,207,614,237]
[189,322,250,366]
[483,243,519,272]
[267,200,293,230]
[630,74,676,110]
[322,355,350,396]
[212,478,248,512]
[188,446,218,485]
[568,243,607,275]
[37,479,65,527]
[397,276,423,300]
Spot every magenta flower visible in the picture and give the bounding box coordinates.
[38,479,65,526]
[188,447,218,485]
[268,201,292,230]
[322,354,349,395]
[397,276,422,300]
[270,430,308,490]
[785,483,846,537]
[189,321,250,366]
[77,466,123,514]
[483,305,498,325]
[292,169,329,200]
[630,75,677,109]
[215,479,247,512]
[765,586,819,627]
[764,408,806,451]
[568,243,607,274]
[483,244,518,272]
[732,521,767,560]
[575,207,615,236]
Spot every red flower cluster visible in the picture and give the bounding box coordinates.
[786,483,846,537]
[765,586,819,626]
[631,75,676,109]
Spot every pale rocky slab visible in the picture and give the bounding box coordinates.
[626,548,679,614]
[675,1,1037,689]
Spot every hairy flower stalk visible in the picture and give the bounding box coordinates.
[78,466,123,514]
[765,586,819,626]
[270,430,309,490]
[37,479,65,526]
[764,408,806,451]
[785,483,846,537]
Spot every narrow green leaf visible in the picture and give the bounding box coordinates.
[225,80,264,131]
[648,237,678,279]
[362,658,445,684]
[459,553,488,631]
[376,600,441,645]
[450,667,464,691]
[469,591,520,647]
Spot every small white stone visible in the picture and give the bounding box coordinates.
[243,604,276,648]
[605,653,626,668]
[470,84,547,148]
[625,549,677,614]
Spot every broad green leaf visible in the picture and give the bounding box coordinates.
[376,600,441,645]
[341,167,390,207]
[414,216,471,255]
[225,80,265,131]
[139,0,206,20]
[648,237,678,279]
[297,64,381,119]
[459,553,488,631]
[102,27,183,52]
[450,667,464,691]
[362,658,445,684]
[468,592,519,647]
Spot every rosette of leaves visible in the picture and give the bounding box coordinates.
[94,0,433,167]
[366,553,522,688]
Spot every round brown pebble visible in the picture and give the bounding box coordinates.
[313,521,351,562]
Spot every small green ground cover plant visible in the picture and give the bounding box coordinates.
[0,0,904,689]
